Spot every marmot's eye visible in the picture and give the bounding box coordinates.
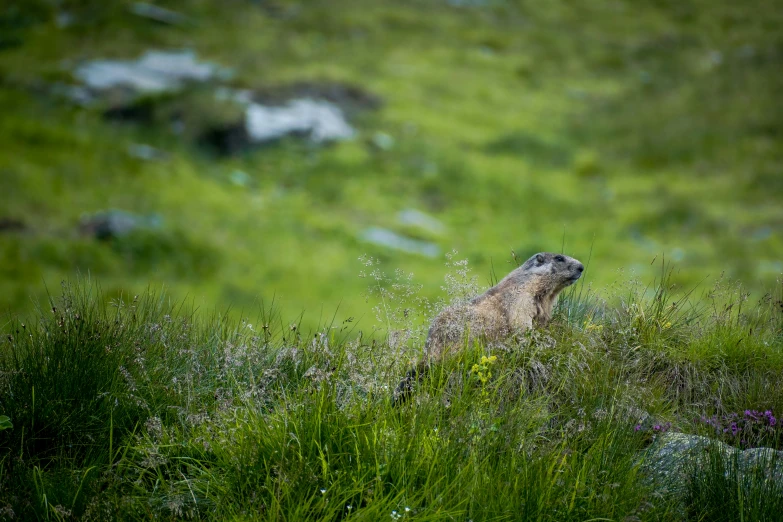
[555,255,565,262]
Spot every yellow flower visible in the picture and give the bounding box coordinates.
[480,355,497,365]
[471,355,497,385]
[583,319,603,332]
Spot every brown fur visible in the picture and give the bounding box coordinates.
[394,252,584,404]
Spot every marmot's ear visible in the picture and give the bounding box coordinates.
[535,254,545,265]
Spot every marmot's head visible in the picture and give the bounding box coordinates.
[522,252,584,291]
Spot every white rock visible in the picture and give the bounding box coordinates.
[245,99,355,144]
[397,209,445,235]
[74,50,222,93]
[360,227,439,258]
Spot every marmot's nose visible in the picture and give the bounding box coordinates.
[576,263,584,273]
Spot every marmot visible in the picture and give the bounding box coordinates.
[394,251,584,403]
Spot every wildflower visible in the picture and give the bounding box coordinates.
[634,425,641,432]
[583,318,603,332]
[320,488,326,495]
[471,356,496,385]
[480,355,497,365]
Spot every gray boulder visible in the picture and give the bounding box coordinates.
[79,210,162,240]
[642,432,783,499]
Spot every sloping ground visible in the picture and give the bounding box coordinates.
[0,0,781,327]
[0,275,782,519]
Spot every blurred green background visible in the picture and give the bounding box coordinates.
[1,0,781,328]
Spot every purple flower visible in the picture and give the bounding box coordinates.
[634,425,641,432]
[744,410,761,420]
[695,408,779,448]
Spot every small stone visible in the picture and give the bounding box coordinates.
[397,209,445,235]
[750,226,772,241]
[230,170,251,187]
[360,227,439,257]
[56,12,76,28]
[129,3,189,25]
[371,131,395,151]
[127,143,167,161]
[79,209,162,240]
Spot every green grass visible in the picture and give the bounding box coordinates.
[2,2,783,516]
[0,0,782,327]
[1,265,782,519]
[685,446,783,521]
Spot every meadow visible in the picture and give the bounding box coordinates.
[1,264,782,520]
[1,0,783,519]
[0,0,781,326]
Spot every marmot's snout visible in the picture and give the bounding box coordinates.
[565,258,584,285]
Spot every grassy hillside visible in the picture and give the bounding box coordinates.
[0,272,781,520]
[1,0,782,326]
